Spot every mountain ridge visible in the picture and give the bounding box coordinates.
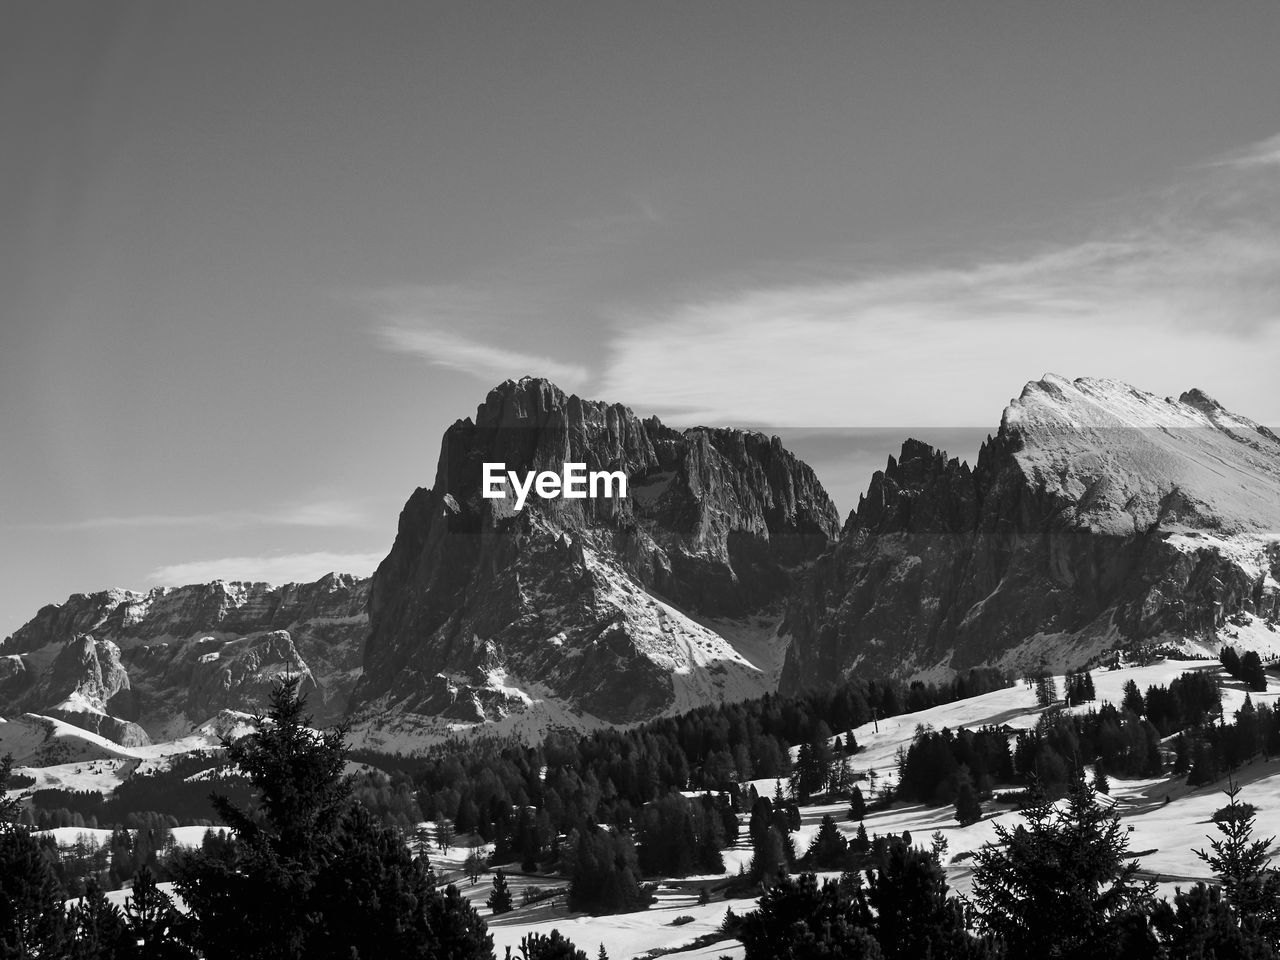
[5,374,1278,754]
[780,374,1280,691]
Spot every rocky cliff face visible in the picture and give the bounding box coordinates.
[349,377,839,745]
[1,574,368,741]
[781,375,1280,689]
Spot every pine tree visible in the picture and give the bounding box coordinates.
[748,827,789,888]
[862,837,985,960]
[488,870,514,915]
[929,831,949,862]
[515,929,589,960]
[0,769,71,960]
[175,678,493,960]
[435,818,456,854]
[1152,882,1275,960]
[737,873,880,960]
[1241,652,1268,692]
[849,785,866,822]
[971,768,1156,958]
[1092,762,1111,796]
[68,879,135,960]
[805,815,848,869]
[1194,780,1279,944]
[953,768,983,827]
[1122,679,1145,717]
[465,849,486,885]
[125,867,191,959]
[1034,673,1059,708]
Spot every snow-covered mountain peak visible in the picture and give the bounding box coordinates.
[1003,375,1280,535]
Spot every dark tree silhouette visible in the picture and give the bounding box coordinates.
[971,770,1156,959]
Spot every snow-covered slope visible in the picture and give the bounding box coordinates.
[1007,375,1280,536]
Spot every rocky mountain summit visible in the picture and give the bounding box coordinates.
[348,377,840,746]
[781,375,1280,690]
[1,575,369,743]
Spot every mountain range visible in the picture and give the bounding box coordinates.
[3,375,1278,753]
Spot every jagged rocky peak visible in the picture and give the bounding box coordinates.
[1,573,371,743]
[782,375,1280,692]
[352,377,840,743]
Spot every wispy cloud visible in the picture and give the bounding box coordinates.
[369,286,590,389]
[601,132,1280,427]
[147,551,385,586]
[1209,132,1280,169]
[25,499,368,532]
[378,324,589,389]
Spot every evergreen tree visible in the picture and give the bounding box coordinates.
[1122,680,1145,717]
[435,818,455,854]
[1194,780,1280,945]
[514,929,589,960]
[1152,882,1277,960]
[849,786,866,822]
[68,880,135,960]
[567,826,649,915]
[748,827,789,888]
[971,769,1156,959]
[805,815,848,870]
[1241,652,1268,693]
[488,870,514,915]
[1188,736,1222,787]
[124,868,191,960]
[1092,762,1110,796]
[0,781,71,959]
[1035,674,1059,708]
[738,872,880,960]
[861,837,988,960]
[175,678,492,960]
[465,849,486,885]
[851,823,871,857]
[954,770,983,827]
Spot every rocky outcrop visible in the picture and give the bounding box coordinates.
[781,375,1280,689]
[351,377,839,738]
[185,630,317,721]
[1,574,369,740]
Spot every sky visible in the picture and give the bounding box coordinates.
[3,1,1280,637]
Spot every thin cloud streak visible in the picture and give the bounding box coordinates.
[368,284,590,389]
[147,551,385,586]
[378,324,589,389]
[21,500,368,532]
[601,133,1280,427]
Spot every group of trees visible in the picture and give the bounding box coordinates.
[1221,646,1270,693]
[738,770,1280,960]
[0,680,495,958]
[394,668,1008,886]
[897,726,1013,807]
